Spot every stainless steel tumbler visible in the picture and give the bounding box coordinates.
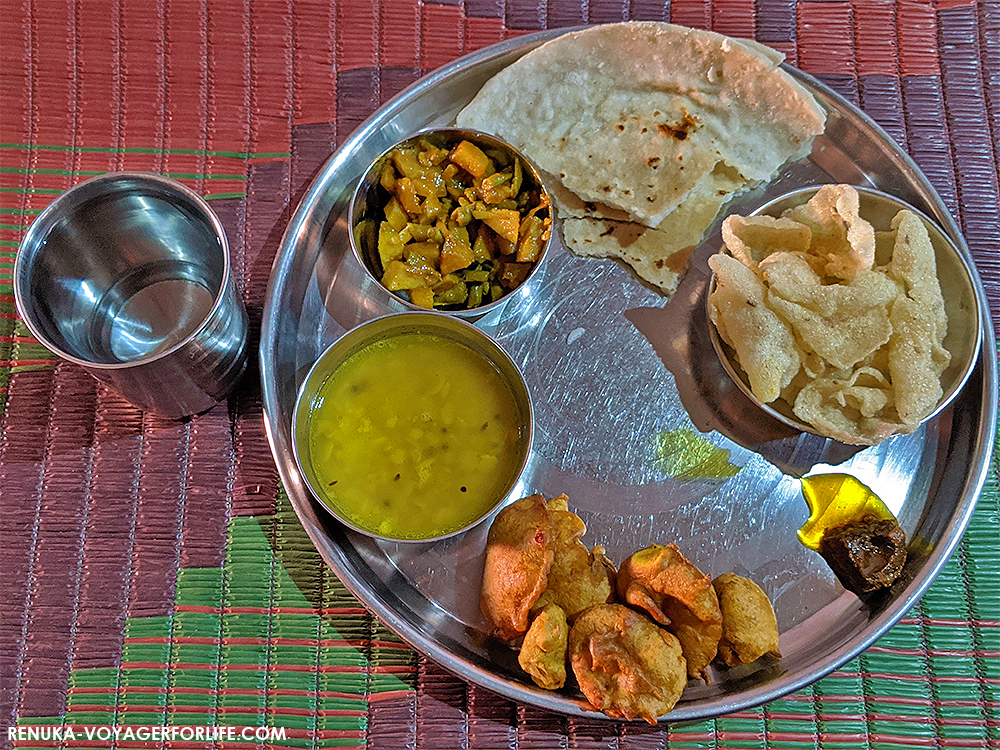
[14,172,249,419]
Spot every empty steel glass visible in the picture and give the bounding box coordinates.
[14,172,249,418]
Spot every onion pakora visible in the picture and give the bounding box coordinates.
[568,603,687,724]
[481,493,614,641]
[518,603,569,690]
[712,573,781,667]
[481,494,783,720]
[531,494,616,620]
[616,544,723,681]
[481,494,554,641]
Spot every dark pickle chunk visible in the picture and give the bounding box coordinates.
[819,515,907,596]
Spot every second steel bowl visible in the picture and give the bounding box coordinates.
[348,128,553,319]
[291,311,533,542]
[707,184,981,440]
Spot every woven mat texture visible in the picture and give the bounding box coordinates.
[1,0,998,748]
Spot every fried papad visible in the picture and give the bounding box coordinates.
[712,573,781,667]
[708,252,800,403]
[569,603,687,724]
[616,544,723,681]
[456,21,826,292]
[780,183,876,281]
[708,185,952,445]
[481,494,554,641]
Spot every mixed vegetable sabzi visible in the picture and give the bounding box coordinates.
[372,134,551,310]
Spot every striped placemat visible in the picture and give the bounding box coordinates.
[1,1,997,748]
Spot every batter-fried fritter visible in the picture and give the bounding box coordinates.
[518,603,569,690]
[617,544,723,681]
[532,495,615,620]
[481,494,554,641]
[712,573,782,667]
[568,603,687,724]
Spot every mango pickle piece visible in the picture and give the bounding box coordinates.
[391,146,434,182]
[409,287,435,309]
[379,160,396,192]
[382,260,433,291]
[499,260,532,289]
[383,197,408,231]
[517,214,547,263]
[403,242,440,264]
[394,177,422,215]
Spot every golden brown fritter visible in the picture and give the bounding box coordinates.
[532,495,616,620]
[518,603,569,690]
[568,603,687,724]
[481,494,554,641]
[616,544,723,681]
[712,573,782,667]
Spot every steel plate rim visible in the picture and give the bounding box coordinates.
[260,25,999,722]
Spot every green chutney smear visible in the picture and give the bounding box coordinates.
[652,427,741,481]
[308,331,526,539]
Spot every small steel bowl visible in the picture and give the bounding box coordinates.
[349,127,552,319]
[708,185,982,439]
[292,312,533,542]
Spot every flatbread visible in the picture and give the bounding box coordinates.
[456,21,827,291]
[555,163,745,292]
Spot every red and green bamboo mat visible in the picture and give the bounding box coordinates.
[1,0,998,747]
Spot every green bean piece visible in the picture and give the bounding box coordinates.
[467,283,483,308]
[450,203,473,227]
[462,269,490,283]
[478,171,512,204]
[435,280,468,305]
[417,140,448,167]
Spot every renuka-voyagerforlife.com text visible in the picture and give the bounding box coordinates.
[7,724,288,743]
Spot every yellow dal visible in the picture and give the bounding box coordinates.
[308,331,526,539]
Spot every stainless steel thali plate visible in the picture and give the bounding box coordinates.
[260,28,997,722]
